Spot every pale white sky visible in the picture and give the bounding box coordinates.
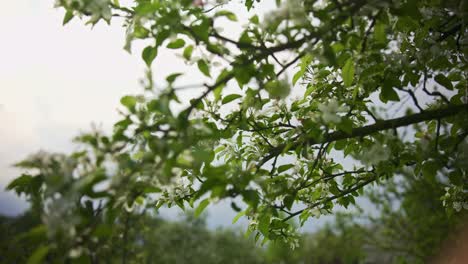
[1,0,142,215]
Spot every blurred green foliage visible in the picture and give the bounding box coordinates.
[2,172,465,263]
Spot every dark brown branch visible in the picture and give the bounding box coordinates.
[276,51,308,77]
[435,118,441,152]
[396,88,423,112]
[303,168,373,189]
[259,104,468,166]
[361,11,380,52]
[283,176,376,222]
[422,71,450,104]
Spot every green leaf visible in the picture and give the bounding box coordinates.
[27,245,49,264]
[337,117,353,134]
[234,63,255,87]
[183,45,194,60]
[166,73,183,84]
[166,39,186,49]
[283,194,295,210]
[334,139,347,150]
[197,60,211,77]
[192,19,210,42]
[380,83,400,102]
[342,58,355,87]
[422,160,438,180]
[373,22,387,44]
[239,31,252,45]
[142,46,157,67]
[232,210,246,224]
[250,15,259,24]
[245,0,254,10]
[265,80,290,99]
[292,70,304,86]
[278,164,294,173]
[222,94,242,105]
[258,214,271,236]
[6,174,34,191]
[120,95,137,110]
[63,11,74,25]
[194,198,210,217]
[133,25,149,39]
[434,74,453,90]
[215,10,238,21]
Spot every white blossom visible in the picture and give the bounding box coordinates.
[317,99,349,123]
[360,143,390,165]
[263,0,308,29]
[124,201,135,212]
[69,247,83,258]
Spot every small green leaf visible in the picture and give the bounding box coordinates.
[133,25,149,39]
[183,45,194,60]
[142,46,157,67]
[373,22,387,44]
[292,69,304,86]
[234,64,255,87]
[422,160,438,180]
[278,164,294,173]
[245,0,254,10]
[265,80,290,99]
[192,19,210,42]
[63,11,74,25]
[222,94,242,105]
[342,58,355,87]
[338,117,353,134]
[6,174,34,191]
[197,60,211,77]
[232,210,246,224]
[27,245,49,264]
[166,73,183,84]
[215,10,238,21]
[194,198,210,217]
[380,84,400,102]
[167,39,186,49]
[213,86,223,102]
[250,15,259,24]
[334,139,347,150]
[120,95,137,109]
[258,214,271,236]
[434,74,453,90]
[283,194,295,210]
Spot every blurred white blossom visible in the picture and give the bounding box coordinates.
[318,99,349,123]
[360,143,390,165]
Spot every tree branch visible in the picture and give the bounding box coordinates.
[283,176,377,222]
[260,104,468,166]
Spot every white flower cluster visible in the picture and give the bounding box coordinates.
[309,207,330,218]
[263,0,308,29]
[442,186,468,212]
[359,142,390,166]
[317,99,350,123]
[42,193,79,238]
[161,173,192,204]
